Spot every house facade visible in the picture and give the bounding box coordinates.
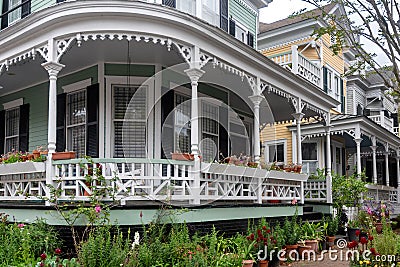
[258,3,400,206]
[0,0,340,225]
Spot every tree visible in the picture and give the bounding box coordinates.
[298,0,400,98]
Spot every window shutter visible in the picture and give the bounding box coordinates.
[229,18,236,37]
[0,110,5,154]
[161,88,174,159]
[247,32,254,48]
[162,0,176,8]
[21,0,31,18]
[323,67,328,93]
[220,0,228,32]
[363,109,370,116]
[86,83,99,158]
[18,103,29,152]
[392,113,399,127]
[340,78,344,113]
[1,0,9,29]
[56,93,66,152]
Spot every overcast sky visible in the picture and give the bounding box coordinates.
[259,0,316,23]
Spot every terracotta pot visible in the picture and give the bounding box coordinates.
[171,152,194,161]
[375,222,383,234]
[304,240,318,252]
[52,151,76,160]
[326,236,335,247]
[268,199,281,204]
[242,259,254,267]
[298,245,312,259]
[284,244,298,261]
[32,150,40,159]
[258,260,269,267]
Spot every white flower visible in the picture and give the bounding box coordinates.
[134,231,140,245]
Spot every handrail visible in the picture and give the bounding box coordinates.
[52,157,195,166]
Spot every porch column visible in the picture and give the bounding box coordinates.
[249,95,263,164]
[370,136,377,184]
[292,112,304,165]
[325,124,332,204]
[354,137,362,176]
[185,67,204,206]
[396,150,400,203]
[384,143,390,186]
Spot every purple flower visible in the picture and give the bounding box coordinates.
[17,223,25,228]
[95,205,101,213]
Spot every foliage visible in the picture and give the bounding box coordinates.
[323,215,339,236]
[332,171,368,209]
[78,226,133,267]
[362,200,393,223]
[299,0,400,98]
[308,168,326,180]
[0,214,61,267]
[374,222,399,258]
[282,213,301,245]
[245,218,280,260]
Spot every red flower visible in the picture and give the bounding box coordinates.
[248,233,255,241]
[262,226,267,230]
[264,241,268,245]
[360,237,367,244]
[257,229,262,237]
[347,241,358,249]
[368,235,374,241]
[266,229,271,234]
[139,211,143,218]
[370,248,377,255]
[355,230,360,236]
[40,253,47,260]
[54,248,62,255]
[40,263,44,267]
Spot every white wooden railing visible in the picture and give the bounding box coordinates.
[365,184,398,203]
[304,179,327,202]
[368,115,394,132]
[0,159,310,205]
[269,46,321,88]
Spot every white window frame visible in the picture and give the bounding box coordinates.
[176,0,196,16]
[201,0,219,26]
[302,141,319,175]
[326,65,341,110]
[200,99,219,162]
[229,111,252,156]
[234,20,249,44]
[264,139,287,163]
[105,76,153,158]
[8,0,21,26]
[3,98,23,153]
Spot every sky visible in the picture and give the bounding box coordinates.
[259,0,316,23]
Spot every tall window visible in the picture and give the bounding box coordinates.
[113,85,146,158]
[201,101,219,162]
[8,0,21,25]
[202,0,219,26]
[176,0,195,15]
[66,90,86,158]
[5,107,19,152]
[264,140,286,163]
[302,142,318,174]
[175,94,191,153]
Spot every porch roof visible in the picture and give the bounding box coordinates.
[0,0,339,122]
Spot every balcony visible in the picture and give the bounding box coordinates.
[268,46,321,88]
[368,114,397,134]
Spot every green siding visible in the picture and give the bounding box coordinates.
[105,64,155,77]
[57,65,98,94]
[229,0,257,37]
[31,0,56,13]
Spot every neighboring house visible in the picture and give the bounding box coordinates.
[258,3,400,206]
[0,0,339,225]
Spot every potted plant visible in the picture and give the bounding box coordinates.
[300,221,322,253]
[240,239,255,267]
[325,216,338,248]
[282,214,301,260]
[347,219,361,242]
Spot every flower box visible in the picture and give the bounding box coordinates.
[225,165,246,176]
[0,161,46,174]
[171,153,194,161]
[52,152,76,160]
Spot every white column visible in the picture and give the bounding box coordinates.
[354,138,362,176]
[292,112,304,164]
[325,125,332,204]
[249,95,263,164]
[371,136,377,184]
[184,67,204,206]
[384,143,390,186]
[291,45,299,75]
[396,151,400,203]
[42,62,64,154]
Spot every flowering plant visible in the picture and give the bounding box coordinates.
[362,200,392,223]
[246,218,279,260]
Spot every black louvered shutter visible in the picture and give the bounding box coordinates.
[220,0,228,32]
[0,110,5,154]
[1,0,9,29]
[161,88,174,159]
[247,32,254,48]
[162,0,176,8]
[219,106,228,161]
[392,113,399,127]
[323,67,328,93]
[340,78,344,113]
[21,0,31,18]
[19,104,29,152]
[56,93,66,152]
[229,18,236,37]
[86,84,99,158]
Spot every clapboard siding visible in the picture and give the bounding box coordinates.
[261,122,293,163]
[31,0,55,12]
[229,0,257,40]
[346,86,354,115]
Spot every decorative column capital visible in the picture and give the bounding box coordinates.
[184,68,205,84]
[383,151,390,156]
[42,61,64,78]
[249,94,264,107]
[370,145,377,152]
[292,112,304,121]
[324,125,333,133]
[353,138,363,145]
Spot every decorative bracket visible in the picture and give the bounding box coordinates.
[56,37,77,62]
[172,42,192,65]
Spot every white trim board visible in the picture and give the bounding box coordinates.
[3,98,23,110]
[62,78,92,93]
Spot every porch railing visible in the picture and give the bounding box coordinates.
[365,184,398,203]
[368,115,394,132]
[268,46,321,88]
[304,179,327,202]
[0,159,310,205]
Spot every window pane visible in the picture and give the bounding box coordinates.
[201,134,218,162]
[175,94,191,153]
[302,143,317,160]
[230,135,248,156]
[176,0,196,15]
[113,86,147,158]
[5,108,19,137]
[268,144,284,162]
[5,137,18,153]
[67,125,86,158]
[67,91,86,126]
[8,0,21,25]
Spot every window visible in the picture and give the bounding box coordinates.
[176,0,195,15]
[264,140,286,163]
[229,115,251,156]
[66,90,86,158]
[201,101,219,162]
[302,142,318,174]
[5,107,19,152]
[235,23,247,43]
[113,85,147,158]
[175,94,191,153]
[323,66,343,111]
[8,0,21,25]
[202,0,219,26]
[1,0,30,29]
